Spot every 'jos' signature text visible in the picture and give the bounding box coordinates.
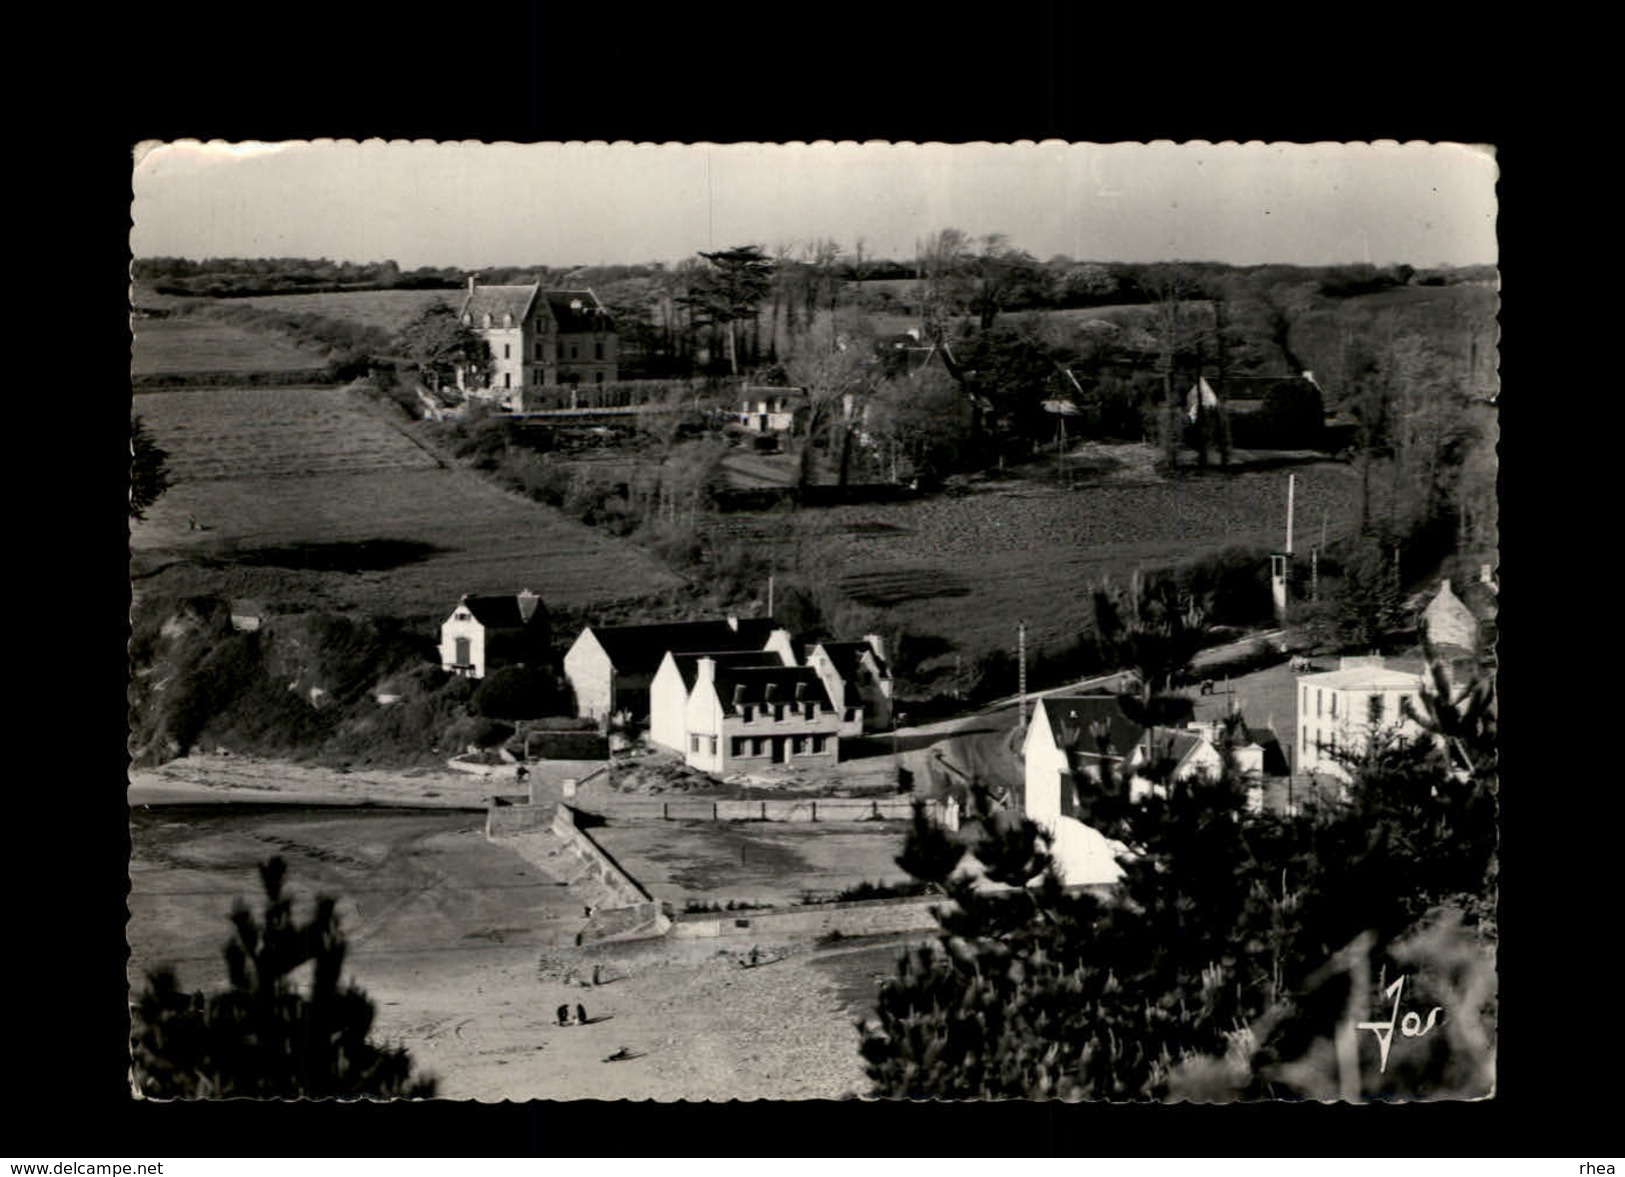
[1356,975,1443,1073]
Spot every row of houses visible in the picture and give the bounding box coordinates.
[1022,568,1496,887]
[1020,665,1408,886]
[437,595,894,774]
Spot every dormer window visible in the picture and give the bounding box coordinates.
[482,312,492,329]
[502,313,513,328]
[462,313,472,326]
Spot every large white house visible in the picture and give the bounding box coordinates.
[1296,657,1426,779]
[682,658,842,774]
[455,279,617,406]
[564,616,792,723]
[648,648,792,755]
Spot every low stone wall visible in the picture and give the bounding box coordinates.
[580,900,666,943]
[485,795,558,838]
[671,893,946,942]
[573,796,949,826]
[670,882,1117,944]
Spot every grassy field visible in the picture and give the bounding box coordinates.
[792,457,1368,660]
[130,385,685,619]
[131,316,331,375]
[226,288,463,335]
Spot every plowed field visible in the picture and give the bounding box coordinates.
[130,385,684,618]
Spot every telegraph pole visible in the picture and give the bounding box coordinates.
[1286,472,1296,556]
[1018,620,1028,731]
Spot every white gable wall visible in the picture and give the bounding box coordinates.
[564,630,615,721]
[683,677,726,774]
[1023,705,1126,887]
[439,608,487,678]
[1022,707,1067,828]
[649,653,690,754]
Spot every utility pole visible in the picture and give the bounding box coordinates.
[1018,620,1028,731]
[1286,472,1296,556]
[767,574,774,619]
[1271,473,1296,621]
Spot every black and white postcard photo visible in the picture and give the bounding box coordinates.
[128,140,1498,1102]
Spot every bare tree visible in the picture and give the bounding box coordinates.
[784,327,873,490]
[916,228,975,345]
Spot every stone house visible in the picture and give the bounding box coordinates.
[806,636,894,736]
[456,279,617,405]
[564,616,791,724]
[681,658,841,774]
[439,590,551,680]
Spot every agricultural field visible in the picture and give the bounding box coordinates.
[794,457,1368,659]
[131,316,330,375]
[130,385,685,619]
[226,288,465,336]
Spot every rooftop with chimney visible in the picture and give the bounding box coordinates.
[455,589,547,630]
[695,659,836,715]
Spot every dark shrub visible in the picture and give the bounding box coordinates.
[1256,379,1324,449]
[471,665,566,720]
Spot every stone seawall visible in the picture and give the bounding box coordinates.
[485,793,669,945]
[572,796,953,827]
[485,795,559,838]
[671,894,945,942]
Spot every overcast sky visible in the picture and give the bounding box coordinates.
[131,140,1497,270]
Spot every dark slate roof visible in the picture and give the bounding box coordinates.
[1037,695,1145,766]
[1242,725,1291,777]
[817,640,891,684]
[461,593,547,631]
[1139,727,1208,771]
[708,665,835,715]
[669,649,786,692]
[461,284,539,327]
[545,289,614,333]
[590,618,780,678]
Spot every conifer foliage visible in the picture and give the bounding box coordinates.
[130,857,436,1099]
[860,651,1497,1101]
